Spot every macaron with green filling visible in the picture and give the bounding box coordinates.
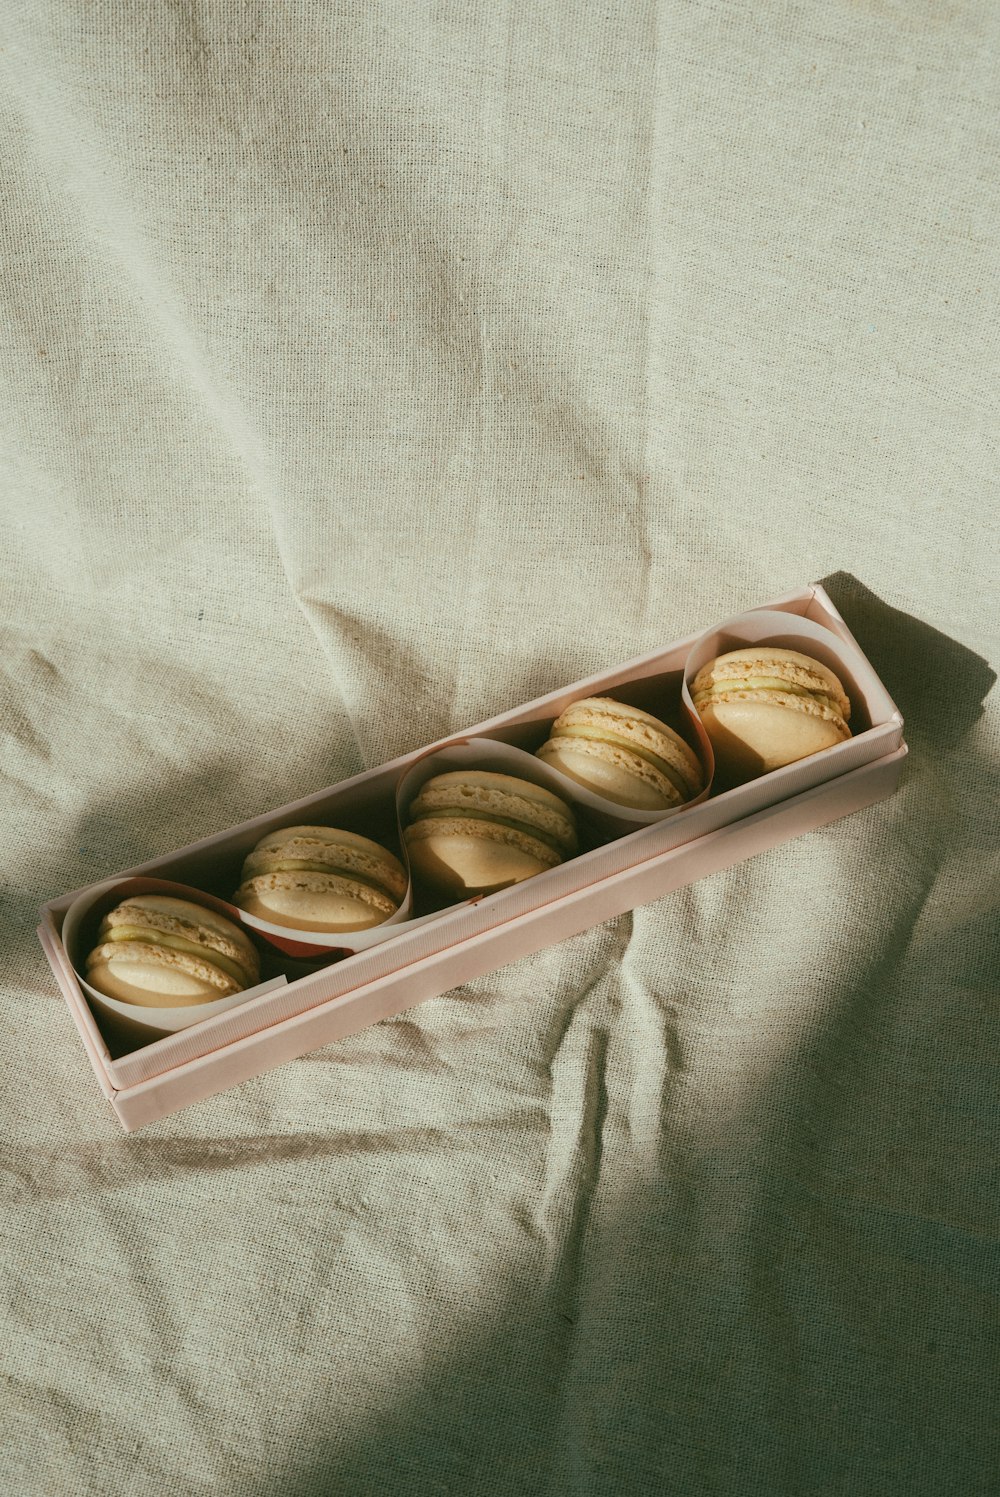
[404,770,578,899]
[85,894,260,1008]
[234,825,408,932]
[691,646,851,782]
[536,696,703,810]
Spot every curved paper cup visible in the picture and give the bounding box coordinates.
[394,734,708,912]
[681,607,877,785]
[231,720,711,949]
[62,876,286,1036]
[526,708,712,840]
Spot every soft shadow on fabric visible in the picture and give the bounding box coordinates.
[263,589,998,1497]
[819,572,996,749]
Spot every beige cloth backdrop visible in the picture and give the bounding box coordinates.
[2,4,998,1494]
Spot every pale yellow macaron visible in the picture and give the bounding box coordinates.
[85,894,260,1009]
[691,646,852,782]
[536,697,703,810]
[404,770,578,899]
[233,825,408,933]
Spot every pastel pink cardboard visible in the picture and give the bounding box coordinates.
[38,584,906,1130]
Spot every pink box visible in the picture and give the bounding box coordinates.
[38,584,907,1131]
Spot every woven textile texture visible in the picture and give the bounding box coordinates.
[2,3,998,1494]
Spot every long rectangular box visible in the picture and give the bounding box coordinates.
[38,584,907,1131]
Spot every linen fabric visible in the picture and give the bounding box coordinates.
[2,4,998,1494]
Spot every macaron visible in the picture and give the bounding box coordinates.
[85,895,260,1009]
[233,825,408,933]
[404,770,578,899]
[691,646,852,782]
[536,697,703,810]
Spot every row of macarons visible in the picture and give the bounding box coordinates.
[84,646,853,1012]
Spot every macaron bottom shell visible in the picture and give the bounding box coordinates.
[697,696,850,783]
[538,737,685,810]
[86,946,242,1008]
[405,824,560,899]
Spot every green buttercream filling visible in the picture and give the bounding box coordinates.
[551,725,690,795]
[261,858,396,900]
[101,926,248,986]
[409,807,568,855]
[696,677,841,714]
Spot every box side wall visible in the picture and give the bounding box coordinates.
[38,923,117,1102]
[808,582,905,727]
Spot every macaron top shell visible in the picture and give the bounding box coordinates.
[240,825,408,901]
[537,696,703,811]
[96,894,259,982]
[692,648,851,723]
[406,772,578,857]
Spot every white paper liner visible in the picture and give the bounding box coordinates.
[226,613,874,955]
[391,610,876,915]
[514,712,713,838]
[228,738,620,954]
[62,876,287,1036]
